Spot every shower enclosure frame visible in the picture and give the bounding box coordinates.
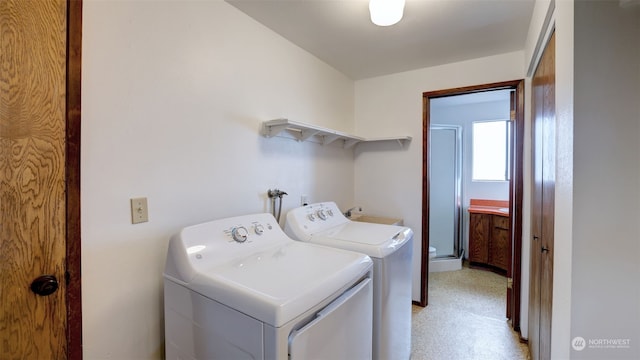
[429,124,463,259]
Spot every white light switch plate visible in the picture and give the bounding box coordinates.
[131,197,148,224]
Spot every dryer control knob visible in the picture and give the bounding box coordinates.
[231,226,249,242]
[317,209,327,220]
[254,224,264,235]
[307,213,316,222]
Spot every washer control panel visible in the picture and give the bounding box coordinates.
[284,202,350,240]
[302,206,337,222]
[303,203,341,223]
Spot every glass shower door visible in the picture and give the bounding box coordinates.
[429,125,462,258]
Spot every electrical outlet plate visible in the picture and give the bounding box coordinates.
[131,197,148,224]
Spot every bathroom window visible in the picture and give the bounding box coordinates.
[472,120,510,181]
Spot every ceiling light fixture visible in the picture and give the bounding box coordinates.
[369,0,405,27]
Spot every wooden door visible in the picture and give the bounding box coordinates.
[0,0,78,357]
[506,90,515,319]
[529,31,555,360]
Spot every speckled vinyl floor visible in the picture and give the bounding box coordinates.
[411,264,531,360]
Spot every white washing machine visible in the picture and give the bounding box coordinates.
[285,202,413,360]
[164,213,374,360]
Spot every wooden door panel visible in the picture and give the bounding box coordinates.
[529,31,555,360]
[0,0,68,357]
[529,56,543,360]
[539,32,556,360]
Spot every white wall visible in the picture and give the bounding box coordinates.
[571,1,640,359]
[430,99,511,258]
[353,51,525,301]
[82,1,356,358]
[551,1,576,357]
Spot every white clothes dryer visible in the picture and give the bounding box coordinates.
[285,202,413,360]
[164,213,374,360]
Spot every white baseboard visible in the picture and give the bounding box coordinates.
[429,257,462,272]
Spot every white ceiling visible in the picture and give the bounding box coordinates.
[226,0,536,80]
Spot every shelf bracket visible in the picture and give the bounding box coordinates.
[263,124,289,138]
[344,138,360,149]
[322,134,341,145]
[300,129,321,141]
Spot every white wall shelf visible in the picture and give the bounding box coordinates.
[261,119,411,148]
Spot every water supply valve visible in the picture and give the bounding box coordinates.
[267,188,288,198]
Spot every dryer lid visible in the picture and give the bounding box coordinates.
[169,240,372,328]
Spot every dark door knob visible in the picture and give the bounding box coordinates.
[30,275,59,296]
[541,246,550,253]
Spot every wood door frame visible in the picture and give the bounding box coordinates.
[419,80,525,332]
[66,0,83,358]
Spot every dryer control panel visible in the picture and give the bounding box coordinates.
[165,213,287,283]
[227,221,273,243]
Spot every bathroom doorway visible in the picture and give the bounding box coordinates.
[420,80,524,333]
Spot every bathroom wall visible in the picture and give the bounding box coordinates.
[430,98,511,259]
[82,1,356,357]
[353,51,525,301]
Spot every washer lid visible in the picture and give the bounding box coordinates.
[176,241,372,328]
[312,222,413,258]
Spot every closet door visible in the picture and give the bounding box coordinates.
[1,0,82,357]
[529,31,555,360]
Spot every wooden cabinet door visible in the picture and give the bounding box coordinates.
[489,216,510,271]
[468,213,489,263]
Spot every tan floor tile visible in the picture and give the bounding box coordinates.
[411,265,530,360]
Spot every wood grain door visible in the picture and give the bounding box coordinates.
[1,0,72,357]
[529,31,555,360]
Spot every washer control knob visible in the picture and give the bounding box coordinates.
[231,226,249,242]
[317,209,327,220]
[308,213,316,222]
[254,224,264,235]
[327,209,334,217]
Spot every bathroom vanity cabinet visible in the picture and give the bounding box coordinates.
[468,213,509,273]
